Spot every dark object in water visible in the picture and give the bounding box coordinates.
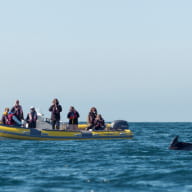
[169,136,192,150]
[110,120,129,131]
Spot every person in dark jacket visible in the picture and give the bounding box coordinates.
[94,114,105,130]
[87,107,97,130]
[1,108,9,124]
[49,98,62,130]
[26,106,38,128]
[11,100,24,121]
[67,106,80,130]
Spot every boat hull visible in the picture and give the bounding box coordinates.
[0,125,133,140]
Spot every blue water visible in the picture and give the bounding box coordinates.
[1,122,192,192]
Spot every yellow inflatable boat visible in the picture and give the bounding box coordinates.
[0,120,133,140]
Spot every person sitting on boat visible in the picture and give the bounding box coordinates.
[49,98,62,130]
[94,114,105,130]
[11,100,24,121]
[26,106,38,128]
[1,108,9,124]
[7,111,22,126]
[87,107,97,130]
[67,106,80,130]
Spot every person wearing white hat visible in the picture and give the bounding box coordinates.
[26,106,38,128]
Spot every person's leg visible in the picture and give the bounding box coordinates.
[56,121,60,130]
[52,120,56,129]
[28,122,32,128]
[87,124,94,130]
[33,121,37,128]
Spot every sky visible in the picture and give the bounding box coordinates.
[0,0,192,122]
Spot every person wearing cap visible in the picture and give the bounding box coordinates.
[26,106,38,128]
[11,100,24,121]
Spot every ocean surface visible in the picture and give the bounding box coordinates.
[1,122,192,192]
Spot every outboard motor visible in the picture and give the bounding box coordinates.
[111,120,129,131]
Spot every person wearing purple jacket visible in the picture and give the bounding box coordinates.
[49,98,62,130]
[11,100,24,121]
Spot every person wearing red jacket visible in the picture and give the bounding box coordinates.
[67,106,80,130]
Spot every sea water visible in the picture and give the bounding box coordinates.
[0,122,192,192]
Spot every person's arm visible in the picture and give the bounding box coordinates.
[26,114,29,122]
[103,120,105,127]
[67,112,70,119]
[49,105,53,112]
[20,107,24,120]
[88,114,92,124]
[59,105,62,112]
[1,115,5,124]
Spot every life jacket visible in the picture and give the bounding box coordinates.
[7,113,15,125]
[3,112,8,116]
[28,111,37,122]
[69,111,78,120]
[1,112,8,124]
